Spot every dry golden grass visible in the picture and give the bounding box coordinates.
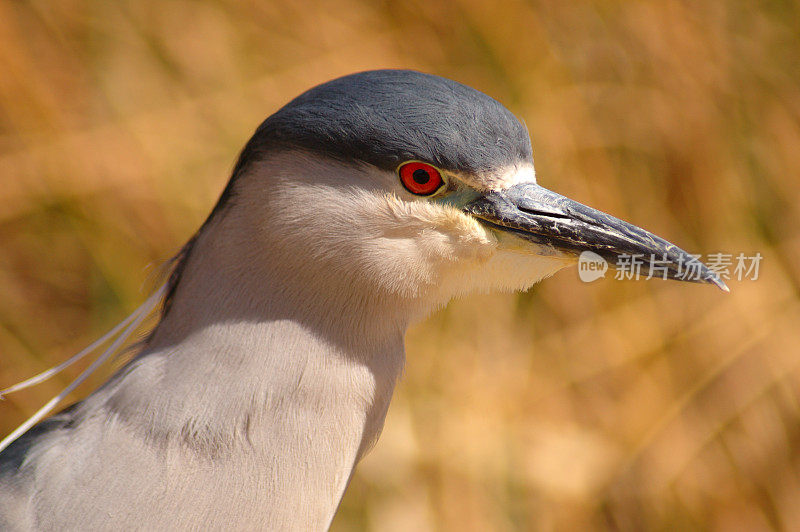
[1,1,799,530]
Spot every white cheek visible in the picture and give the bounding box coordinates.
[415,250,573,318]
[466,250,573,294]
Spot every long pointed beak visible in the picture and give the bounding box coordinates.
[464,182,728,291]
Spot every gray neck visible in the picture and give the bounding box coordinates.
[101,207,412,528]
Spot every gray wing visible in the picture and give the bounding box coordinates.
[0,403,82,530]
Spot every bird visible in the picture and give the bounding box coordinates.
[0,69,727,530]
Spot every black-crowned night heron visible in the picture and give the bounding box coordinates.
[0,70,726,530]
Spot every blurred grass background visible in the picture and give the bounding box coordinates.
[1,0,799,530]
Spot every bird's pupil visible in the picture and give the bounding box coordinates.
[412,169,430,184]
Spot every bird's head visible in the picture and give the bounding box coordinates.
[178,70,725,322]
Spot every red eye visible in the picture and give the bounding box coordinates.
[398,162,444,196]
